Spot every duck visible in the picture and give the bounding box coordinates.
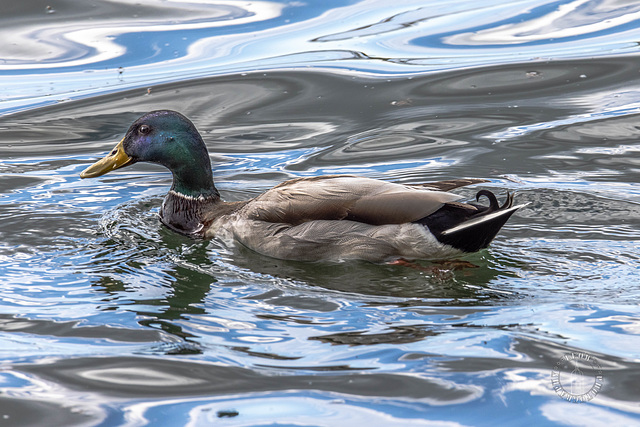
[80,110,525,263]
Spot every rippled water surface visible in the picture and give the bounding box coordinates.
[1,1,640,425]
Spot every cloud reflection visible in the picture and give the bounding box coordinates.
[3,0,640,114]
[1,0,283,69]
[445,0,640,46]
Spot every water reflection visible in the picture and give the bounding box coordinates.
[1,0,282,69]
[4,0,640,115]
[443,0,640,47]
[2,31,640,422]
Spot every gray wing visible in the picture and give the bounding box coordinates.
[239,175,463,226]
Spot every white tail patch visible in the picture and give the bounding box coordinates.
[441,203,529,236]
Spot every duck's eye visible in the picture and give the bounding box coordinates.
[138,124,151,135]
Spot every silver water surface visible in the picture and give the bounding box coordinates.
[1,0,640,426]
[4,0,640,113]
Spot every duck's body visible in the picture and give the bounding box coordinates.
[81,110,525,263]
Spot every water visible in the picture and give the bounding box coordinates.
[1,0,640,425]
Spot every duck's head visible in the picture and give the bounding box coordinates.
[81,110,218,198]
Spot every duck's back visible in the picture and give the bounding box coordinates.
[239,175,463,226]
[207,175,469,262]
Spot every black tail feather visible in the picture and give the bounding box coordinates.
[475,189,500,211]
[416,190,521,253]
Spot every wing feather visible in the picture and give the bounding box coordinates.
[240,176,463,225]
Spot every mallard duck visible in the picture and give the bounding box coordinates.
[81,110,525,263]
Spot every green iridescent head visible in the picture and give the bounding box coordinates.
[81,110,218,198]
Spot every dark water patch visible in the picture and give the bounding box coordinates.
[0,314,167,342]
[0,396,99,427]
[309,324,440,346]
[17,356,480,401]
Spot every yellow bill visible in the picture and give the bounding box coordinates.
[80,138,133,178]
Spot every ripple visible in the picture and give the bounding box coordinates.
[211,121,338,152]
[1,0,281,68]
[442,0,640,47]
[3,17,640,422]
[5,0,640,115]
